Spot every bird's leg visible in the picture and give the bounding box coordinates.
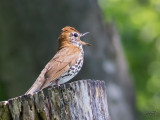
[56,80,60,87]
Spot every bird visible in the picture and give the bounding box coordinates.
[25,26,90,95]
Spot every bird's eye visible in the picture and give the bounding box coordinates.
[73,33,78,37]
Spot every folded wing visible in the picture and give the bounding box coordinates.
[25,46,81,95]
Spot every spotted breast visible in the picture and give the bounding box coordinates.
[51,53,84,86]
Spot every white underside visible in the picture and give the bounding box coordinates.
[49,56,83,87]
[58,72,78,84]
[48,69,79,87]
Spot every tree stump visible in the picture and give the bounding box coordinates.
[0,80,110,120]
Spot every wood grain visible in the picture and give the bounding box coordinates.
[0,80,110,120]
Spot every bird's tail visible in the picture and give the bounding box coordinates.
[25,78,43,95]
[25,85,40,95]
[25,65,48,95]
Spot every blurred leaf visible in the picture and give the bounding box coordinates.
[99,0,160,119]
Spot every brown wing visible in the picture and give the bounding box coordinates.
[39,46,81,90]
[25,46,81,95]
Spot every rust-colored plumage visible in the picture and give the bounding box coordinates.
[25,26,89,95]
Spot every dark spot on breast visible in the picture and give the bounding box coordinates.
[78,59,81,65]
[75,64,78,67]
[71,67,74,70]
[62,74,71,78]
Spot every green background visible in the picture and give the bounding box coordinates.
[99,0,160,119]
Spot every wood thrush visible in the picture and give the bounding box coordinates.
[25,26,89,95]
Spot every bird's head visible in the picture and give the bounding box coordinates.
[58,26,90,48]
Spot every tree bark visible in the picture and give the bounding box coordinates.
[0,80,110,120]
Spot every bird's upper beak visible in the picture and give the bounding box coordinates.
[80,32,90,37]
[80,32,91,46]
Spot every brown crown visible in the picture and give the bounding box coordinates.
[58,26,79,49]
[62,26,79,33]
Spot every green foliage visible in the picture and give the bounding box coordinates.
[99,0,160,119]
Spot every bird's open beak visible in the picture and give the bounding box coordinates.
[80,32,91,46]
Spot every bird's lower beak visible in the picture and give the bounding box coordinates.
[80,41,91,46]
[80,32,91,46]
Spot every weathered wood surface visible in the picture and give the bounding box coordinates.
[0,80,110,120]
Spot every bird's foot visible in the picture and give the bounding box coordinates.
[56,80,60,87]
